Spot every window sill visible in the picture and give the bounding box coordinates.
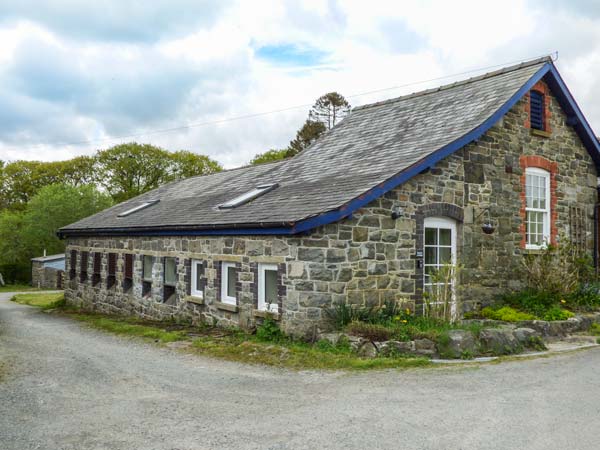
[215,301,238,313]
[185,295,205,305]
[253,310,280,320]
[530,129,551,138]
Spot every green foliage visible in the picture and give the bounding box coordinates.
[423,263,462,322]
[326,299,409,328]
[0,184,112,278]
[589,323,600,336]
[0,143,222,210]
[567,282,600,311]
[250,148,289,165]
[542,306,574,321]
[255,317,284,342]
[522,237,594,298]
[501,289,558,318]
[480,306,536,322]
[96,143,221,202]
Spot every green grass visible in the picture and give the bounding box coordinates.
[191,336,430,370]
[16,297,430,370]
[68,314,188,343]
[11,292,65,309]
[0,284,43,293]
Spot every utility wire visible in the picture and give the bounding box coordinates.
[16,51,557,150]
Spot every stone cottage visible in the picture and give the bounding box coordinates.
[58,57,600,337]
[31,253,65,289]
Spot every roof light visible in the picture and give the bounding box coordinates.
[118,200,159,217]
[218,183,278,209]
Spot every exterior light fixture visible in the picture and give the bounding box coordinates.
[391,205,403,220]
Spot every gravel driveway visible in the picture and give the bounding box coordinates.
[1,292,600,450]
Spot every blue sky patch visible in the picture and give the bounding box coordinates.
[255,43,329,66]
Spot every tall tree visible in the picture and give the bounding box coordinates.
[94,143,222,203]
[19,184,113,260]
[287,120,327,157]
[308,92,351,130]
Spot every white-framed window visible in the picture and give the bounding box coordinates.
[191,260,204,298]
[525,167,551,249]
[220,262,237,305]
[423,217,457,317]
[258,263,279,313]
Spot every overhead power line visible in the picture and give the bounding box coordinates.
[17,51,557,150]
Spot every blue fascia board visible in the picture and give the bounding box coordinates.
[291,63,553,234]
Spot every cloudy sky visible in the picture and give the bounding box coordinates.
[1,0,599,168]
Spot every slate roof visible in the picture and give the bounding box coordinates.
[60,57,596,237]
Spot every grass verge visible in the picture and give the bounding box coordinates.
[11,292,65,309]
[0,284,45,293]
[16,294,431,370]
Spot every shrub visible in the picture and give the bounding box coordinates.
[480,306,536,322]
[542,306,574,321]
[501,289,557,317]
[522,241,579,297]
[255,318,284,342]
[568,282,600,311]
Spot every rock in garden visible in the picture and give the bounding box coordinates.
[376,340,414,356]
[512,327,540,345]
[437,330,476,359]
[357,341,378,358]
[479,327,520,355]
[413,338,436,356]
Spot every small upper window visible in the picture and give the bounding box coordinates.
[118,200,159,217]
[530,90,545,131]
[218,184,278,209]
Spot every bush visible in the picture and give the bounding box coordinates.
[326,299,410,328]
[568,282,600,311]
[542,306,574,321]
[501,290,557,317]
[255,318,283,342]
[480,306,536,322]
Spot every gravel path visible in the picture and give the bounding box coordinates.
[1,292,600,450]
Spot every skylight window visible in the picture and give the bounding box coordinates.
[218,184,278,209]
[117,200,159,217]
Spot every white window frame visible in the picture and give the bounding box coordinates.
[525,167,551,250]
[191,260,204,299]
[220,262,237,305]
[258,263,279,313]
[423,217,457,317]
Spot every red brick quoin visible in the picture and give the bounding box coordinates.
[523,80,552,133]
[519,155,558,248]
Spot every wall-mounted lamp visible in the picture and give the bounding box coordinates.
[391,205,403,220]
[475,207,495,235]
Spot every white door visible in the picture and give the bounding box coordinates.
[423,217,457,318]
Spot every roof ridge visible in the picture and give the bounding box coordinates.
[353,56,553,112]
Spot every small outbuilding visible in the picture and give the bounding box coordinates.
[31,254,65,289]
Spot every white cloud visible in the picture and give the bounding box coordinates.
[0,0,599,168]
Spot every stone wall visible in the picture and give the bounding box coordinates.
[64,83,598,336]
